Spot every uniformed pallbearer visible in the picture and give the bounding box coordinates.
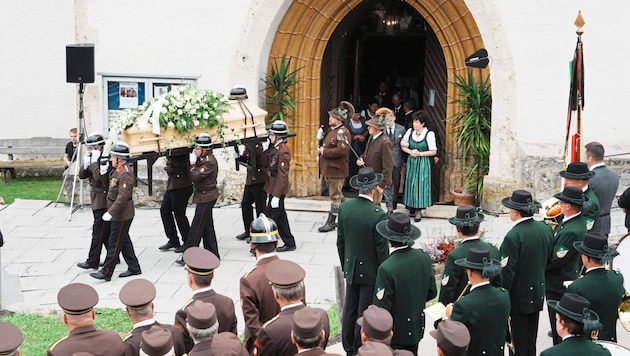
[567,231,625,342]
[139,325,175,356]
[292,306,342,356]
[317,101,353,232]
[119,278,186,356]
[90,141,141,281]
[373,212,436,355]
[48,283,125,356]
[185,300,219,356]
[0,322,23,355]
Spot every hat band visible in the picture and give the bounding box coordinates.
[184,265,216,276]
[127,302,153,310]
[250,230,279,237]
[63,307,93,315]
[269,280,302,289]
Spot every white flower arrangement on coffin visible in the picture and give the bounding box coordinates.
[108,85,232,145]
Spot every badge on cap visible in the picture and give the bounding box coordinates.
[556,246,568,258]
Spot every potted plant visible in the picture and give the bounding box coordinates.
[262,56,303,124]
[448,70,491,205]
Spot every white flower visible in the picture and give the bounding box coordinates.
[167,122,175,128]
[193,120,200,127]
[177,109,183,115]
[203,112,210,119]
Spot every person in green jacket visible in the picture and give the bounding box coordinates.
[546,186,587,345]
[560,161,600,230]
[540,293,609,356]
[568,231,625,342]
[500,190,553,356]
[373,212,436,355]
[439,206,499,305]
[337,166,389,356]
[445,247,510,356]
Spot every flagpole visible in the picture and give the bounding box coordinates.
[564,11,585,168]
[575,11,585,162]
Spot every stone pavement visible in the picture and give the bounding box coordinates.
[0,198,628,354]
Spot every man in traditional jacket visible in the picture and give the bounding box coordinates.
[317,101,353,232]
[439,205,499,305]
[546,186,587,345]
[356,114,393,206]
[500,190,553,356]
[560,161,600,230]
[337,167,389,356]
[445,248,510,356]
[585,142,619,236]
[373,212,436,355]
[568,231,625,342]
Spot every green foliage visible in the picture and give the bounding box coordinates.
[0,176,62,204]
[327,305,339,337]
[449,71,492,200]
[0,308,131,356]
[263,56,303,124]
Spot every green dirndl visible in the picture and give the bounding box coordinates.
[403,135,432,209]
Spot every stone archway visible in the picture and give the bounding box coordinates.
[269,0,487,196]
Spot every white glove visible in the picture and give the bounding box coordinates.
[99,162,109,176]
[262,140,270,151]
[316,127,325,141]
[83,153,91,169]
[90,150,101,163]
[271,196,280,209]
[189,151,198,164]
[102,212,112,221]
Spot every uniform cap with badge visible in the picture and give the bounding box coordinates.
[185,300,217,329]
[0,322,23,355]
[265,259,306,289]
[140,325,173,356]
[57,283,99,315]
[429,319,470,355]
[119,278,156,309]
[183,246,220,276]
[357,305,393,342]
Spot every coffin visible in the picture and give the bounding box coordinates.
[121,99,267,156]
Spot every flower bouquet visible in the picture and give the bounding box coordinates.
[110,85,266,155]
[420,234,457,264]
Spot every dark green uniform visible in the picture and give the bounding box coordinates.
[582,188,600,230]
[500,217,553,356]
[450,283,510,356]
[540,336,611,356]
[373,246,437,350]
[439,238,499,305]
[567,267,625,342]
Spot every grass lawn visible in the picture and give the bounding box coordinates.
[0,176,63,204]
[0,308,131,355]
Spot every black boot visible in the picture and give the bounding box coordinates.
[318,213,337,232]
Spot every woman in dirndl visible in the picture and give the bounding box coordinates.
[401,110,437,221]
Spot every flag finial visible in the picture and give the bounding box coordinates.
[575,10,585,35]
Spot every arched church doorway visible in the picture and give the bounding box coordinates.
[320,0,448,202]
[267,0,486,199]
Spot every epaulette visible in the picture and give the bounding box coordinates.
[123,331,134,341]
[49,335,70,350]
[243,265,259,278]
[181,299,194,310]
[262,314,280,328]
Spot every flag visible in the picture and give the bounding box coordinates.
[563,11,585,166]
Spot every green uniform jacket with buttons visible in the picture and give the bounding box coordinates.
[438,238,500,305]
[539,336,611,356]
[373,247,437,346]
[545,214,587,294]
[450,284,511,356]
[500,218,553,314]
[337,197,388,285]
[567,268,625,342]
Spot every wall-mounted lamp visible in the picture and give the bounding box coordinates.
[465,48,490,68]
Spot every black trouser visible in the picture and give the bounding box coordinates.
[241,183,266,232]
[391,165,401,208]
[160,186,192,246]
[265,195,295,248]
[509,312,540,356]
[86,208,110,267]
[183,200,219,258]
[342,283,375,355]
[100,218,140,278]
[546,290,564,345]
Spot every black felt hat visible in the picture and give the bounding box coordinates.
[559,162,594,179]
[447,205,484,228]
[574,231,619,260]
[349,167,383,193]
[454,247,502,278]
[547,293,601,331]
[553,186,584,206]
[376,212,421,243]
[501,190,541,214]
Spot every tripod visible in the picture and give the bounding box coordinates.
[55,83,87,221]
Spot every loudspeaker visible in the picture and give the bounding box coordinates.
[66,43,95,83]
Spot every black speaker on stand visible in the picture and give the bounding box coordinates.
[56,43,95,219]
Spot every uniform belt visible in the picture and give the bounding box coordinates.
[107,196,132,201]
[92,188,107,193]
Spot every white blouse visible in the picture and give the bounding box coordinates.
[401,127,437,150]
